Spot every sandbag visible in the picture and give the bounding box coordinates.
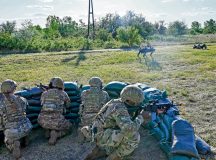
[170,155,197,160]
[148,121,166,141]
[27,106,42,113]
[69,118,81,125]
[27,99,41,106]
[195,135,211,155]
[67,91,80,96]
[166,106,180,118]
[69,102,81,108]
[64,82,79,91]
[106,90,120,99]
[64,113,80,119]
[32,124,40,129]
[69,96,81,102]
[30,119,38,125]
[81,85,90,92]
[15,87,43,98]
[30,96,41,100]
[70,107,79,113]
[27,113,39,120]
[103,81,128,92]
[160,140,171,158]
[134,83,150,91]
[0,131,4,143]
[161,114,174,142]
[171,119,199,159]
[157,116,170,142]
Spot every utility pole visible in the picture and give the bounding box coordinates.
[87,0,95,39]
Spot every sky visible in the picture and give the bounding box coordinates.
[0,0,215,28]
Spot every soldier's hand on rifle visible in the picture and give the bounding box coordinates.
[140,110,152,125]
[157,108,166,114]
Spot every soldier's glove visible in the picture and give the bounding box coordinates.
[140,110,152,126]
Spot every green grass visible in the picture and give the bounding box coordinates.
[0,44,216,147]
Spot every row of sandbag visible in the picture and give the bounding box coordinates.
[64,82,81,125]
[145,114,211,160]
[15,87,43,129]
[14,82,82,128]
[101,81,212,160]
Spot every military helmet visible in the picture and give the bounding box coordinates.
[120,85,144,106]
[51,77,64,89]
[1,79,17,93]
[89,77,102,87]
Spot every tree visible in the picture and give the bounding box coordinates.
[96,29,111,41]
[122,11,155,38]
[203,19,216,34]
[155,21,167,35]
[44,15,61,39]
[98,13,121,38]
[190,21,203,35]
[117,27,141,47]
[168,21,188,36]
[0,21,16,34]
[59,16,79,37]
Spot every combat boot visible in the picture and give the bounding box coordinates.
[57,130,68,138]
[12,141,21,159]
[21,136,29,147]
[106,152,122,160]
[45,129,50,138]
[85,146,107,160]
[48,130,58,145]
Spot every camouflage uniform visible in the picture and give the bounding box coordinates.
[80,77,110,126]
[0,80,32,159]
[38,78,71,131]
[37,77,72,145]
[84,85,144,159]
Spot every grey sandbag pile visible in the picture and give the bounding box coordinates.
[63,82,81,125]
[14,82,82,129]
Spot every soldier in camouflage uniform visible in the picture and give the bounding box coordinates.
[83,85,145,160]
[80,77,110,127]
[0,80,32,159]
[38,77,72,145]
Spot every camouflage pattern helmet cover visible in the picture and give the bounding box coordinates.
[1,79,17,93]
[51,77,64,89]
[120,85,144,106]
[89,77,103,87]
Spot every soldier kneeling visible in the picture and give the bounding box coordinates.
[0,80,33,159]
[82,85,145,160]
[38,77,72,145]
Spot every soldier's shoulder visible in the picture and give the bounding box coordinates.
[81,89,90,96]
[102,90,109,95]
[106,99,123,108]
[61,90,69,95]
[106,99,128,115]
[14,95,28,106]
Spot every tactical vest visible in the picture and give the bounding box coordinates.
[82,87,108,114]
[41,89,65,113]
[0,93,27,129]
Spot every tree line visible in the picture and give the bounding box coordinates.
[0,11,216,52]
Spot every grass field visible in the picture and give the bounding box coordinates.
[0,44,216,159]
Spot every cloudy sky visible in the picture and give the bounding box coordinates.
[0,0,215,27]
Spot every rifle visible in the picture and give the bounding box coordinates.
[131,99,174,120]
[35,83,49,91]
[143,99,173,113]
